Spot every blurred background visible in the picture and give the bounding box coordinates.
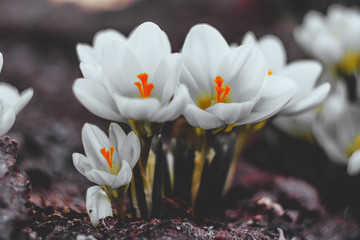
[1,0,360,219]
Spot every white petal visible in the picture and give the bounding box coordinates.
[348,150,360,176]
[114,95,161,121]
[278,60,322,94]
[183,103,224,129]
[14,88,33,115]
[0,82,21,105]
[93,29,127,52]
[82,123,111,169]
[151,53,181,103]
[0,103,16,136]
[85,169,117,186]
[320,82,347,126]
[217,45,268,102]
[109,123,140,169]
[181,24,230,85]
[102,43,141,97]
[311,32,344,64]
[258,35,287,71]
[281,82,330,115]
[237,75,296,125]
[128,22,171,73]
[76,44,98,65]
[273,110,316,136]
[111,161,132,189]
[109,122,126,143]
[86,186,113,227]
[180,54,210,97]
[79,63,103,82]
[73,78,124,122]
[72,153,94,176]
[312,119,345,164]
[241,31,257,46]
[149,84,190,122]
[205,100,257,124]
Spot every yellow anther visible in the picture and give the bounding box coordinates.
[346,135,360,159]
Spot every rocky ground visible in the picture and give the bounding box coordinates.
[1,0,360,239]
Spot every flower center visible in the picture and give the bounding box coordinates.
[336,52,360,76]
[214,76,230,103]
[134,73,154,98]
[268,71,273,76]
[346,135,360,158]
[100,146,114,174]
[196,76,231,110]
[346,135,360,159]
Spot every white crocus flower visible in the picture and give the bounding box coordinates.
[274,81,346,141]
[86,185,113,227]
[179,24,296,130]
[73,22,189,133]
[72,122,140,189]
[0,52,33,136]
[312,82,360,175]
[242,32,330,115]
[294,4,360,74]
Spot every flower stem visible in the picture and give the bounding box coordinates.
[103,186,126,220]
[112,194,125,220]
[139,135,153,172]
[223,126,254,194]
[191,130,214,207]
[130,134,153,218]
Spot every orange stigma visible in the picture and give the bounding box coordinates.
[268,71,273,76]
[100,146,114,174]
[134,73,154,98]
[214,76,230,103]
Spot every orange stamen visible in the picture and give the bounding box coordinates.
[100,146,114,174]
[134,73,154,98]
[268,71,273,76]
[214,76,231,103]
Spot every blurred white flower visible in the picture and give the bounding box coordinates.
[72,122,140,189]
[312,82,360,175]
[294,4,360,75]
[274,81,345,142]
[242,32,330,115]
[273,109,317,142]
[0,53,33,136]
[348,150,360,176]
[86,185,113,227]
[73,22,189,132]
[179,24,296,130]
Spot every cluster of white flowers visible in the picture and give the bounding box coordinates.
[273,4,360,177]
[73,22,329,133]
[294,4,360,75]
[72,21,331,226]
[0,53,33,136]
